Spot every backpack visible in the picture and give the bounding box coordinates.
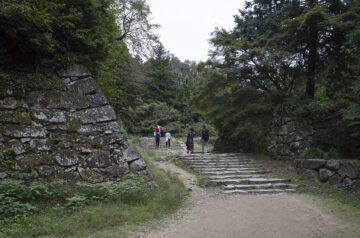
[155,132,161,139]
[203,129,209,140]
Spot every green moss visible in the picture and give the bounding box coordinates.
[0,112,32,125]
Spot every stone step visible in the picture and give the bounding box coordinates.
[180,154,246,158]
[179,156,247,159]
[208,175,265,180]
[202,170,271,176]
[223,188,296,194]
[181,160,254,164]
[184,160,256,163]
[224,183,297,190]
[208,178,290,185]
[190,164,264,169]
[193,168,266,173]
[186,163,259,167]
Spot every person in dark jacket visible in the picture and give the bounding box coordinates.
[201,125,209,153]
[186,128,194,154]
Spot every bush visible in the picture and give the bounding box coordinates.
[0,176,155,223]
[304,147,340,160]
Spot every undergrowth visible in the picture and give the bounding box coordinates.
[0,146,186,238]
[296,179,360,210]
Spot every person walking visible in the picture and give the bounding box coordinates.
[154,127,161,148]
[186,128,194,154]
[165,131,171,147]
[201,125,210,153]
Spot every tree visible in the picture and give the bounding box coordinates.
[0,0,119,71]
[196,0,360,154]
[113,0,159,58]
[142,44,176,105]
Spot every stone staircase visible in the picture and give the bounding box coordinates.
[177,153,297,194]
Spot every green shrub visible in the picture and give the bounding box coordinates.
[305,147,340,160]
[1,147,186,237]
[0,149,14,168]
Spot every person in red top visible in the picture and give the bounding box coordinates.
[154,126,160,148]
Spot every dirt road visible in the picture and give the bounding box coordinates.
[135,159,359,238]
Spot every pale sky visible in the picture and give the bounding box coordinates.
[148,0,245,62]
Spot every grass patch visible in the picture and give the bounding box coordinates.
[296,180,360,210]
[170,158,210,187]
[0,147,186,238]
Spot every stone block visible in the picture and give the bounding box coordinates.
[38,165,56,177]
[104,163,129,177]
[0,133,4,142]
[29,139,51,152]
[77,125,102,136]
[302,159,326,170]
[343,177,353,187]
[0,97,18,109]
[63,171,82,181]
[129,159,147,171]
[122,146,142,162]
[26,91,89,110]
[6,139,26,155]
[77,167,102,181]
[86,93,109,107]
[87,150,112,168]
[74,77,99,95]
[297,168,319,181]
[319,168,335,182]
[329,174,343,187]
[54,151,79,167]
[325,160,340,170]
[48,111,66,123]
[1,125,47,138]
[338,161,360,179]
[72,105,116,124]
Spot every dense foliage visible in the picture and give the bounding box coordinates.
[97,43,208,136]
[0,0,119,71]
[195,0,360,155]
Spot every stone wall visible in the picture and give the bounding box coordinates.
[0,65,150,182]
[268,117,314,159]
[291,158,360,192]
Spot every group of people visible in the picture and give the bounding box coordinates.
[153,125,210,154]
[154,125,171,148]
[185,126,209,154]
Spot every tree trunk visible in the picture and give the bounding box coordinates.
[306,1,317,98]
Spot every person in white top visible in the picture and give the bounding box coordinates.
[165,131,171,147]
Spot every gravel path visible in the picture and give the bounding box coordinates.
[133,139,358,238]
[133,160,357,238]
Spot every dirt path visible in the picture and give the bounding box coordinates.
[131,156,358,238]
